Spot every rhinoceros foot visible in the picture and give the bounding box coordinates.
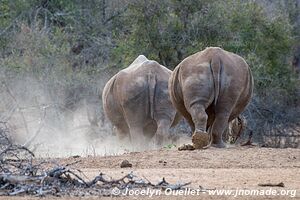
[192,131,210,149]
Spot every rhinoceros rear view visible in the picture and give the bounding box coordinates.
[169,47,253,149]
[102,55,180,149]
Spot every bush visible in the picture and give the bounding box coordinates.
[0,0,299,147]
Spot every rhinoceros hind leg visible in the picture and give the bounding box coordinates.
[211,142,227,148]
[189,104,210,149]
[211,114,229,148]
[155,119,171,146]
[115,123,129,141]
[129,126,147,151]
[189,105,208,130]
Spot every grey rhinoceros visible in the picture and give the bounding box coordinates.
[102,55,180,149]
[169,47,253,149]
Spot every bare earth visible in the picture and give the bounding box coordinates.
[1,146,300,200]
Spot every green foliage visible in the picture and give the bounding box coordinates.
[221,1,295,94]
[0,0,298,144]
[1,23,70,81]
[112,0,215,67]
[0,0,298,106]
[164,143,176,149]
[110,0,299,118]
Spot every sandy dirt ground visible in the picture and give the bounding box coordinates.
[1,146,299,200]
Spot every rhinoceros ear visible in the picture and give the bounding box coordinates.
[170,111,182,128]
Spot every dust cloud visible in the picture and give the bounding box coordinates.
[0,75,188,158]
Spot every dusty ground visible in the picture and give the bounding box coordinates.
[1,146,300,200]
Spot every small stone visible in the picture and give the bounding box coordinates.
[178,144,195,151]
[120,160,132,168]
[71,155,80,159]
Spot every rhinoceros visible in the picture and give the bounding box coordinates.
[102,55,180,148]
[169,47,253,148]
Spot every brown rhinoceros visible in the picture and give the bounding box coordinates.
[102,55,180,149]
[169,47,253,148]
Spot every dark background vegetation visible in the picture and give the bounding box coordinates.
[0,0,299,148]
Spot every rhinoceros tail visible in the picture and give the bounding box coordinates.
[210,56,223,107]
[148,73,156,119]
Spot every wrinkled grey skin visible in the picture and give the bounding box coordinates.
[169,47,253,149]
[102,55,180,149]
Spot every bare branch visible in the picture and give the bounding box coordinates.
[2,82,30,137]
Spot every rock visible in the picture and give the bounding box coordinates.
[178,144,195,151]
[120,160,132,168]
[71,155,80,159]
[159,160,167,166]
